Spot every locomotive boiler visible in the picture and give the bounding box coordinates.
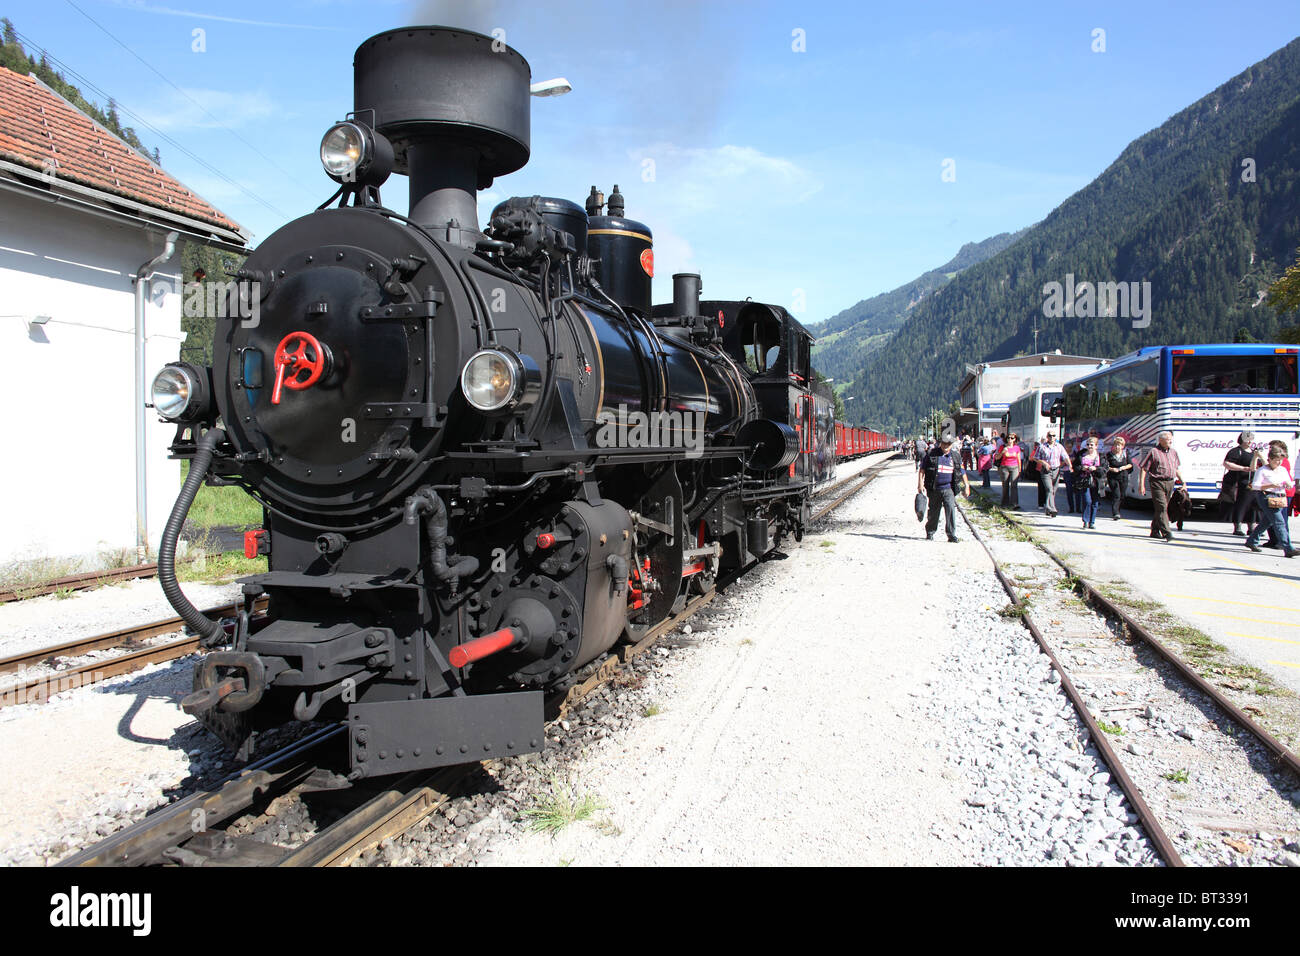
[153,26,832,777]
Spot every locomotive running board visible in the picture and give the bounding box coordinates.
[347,692,544,777]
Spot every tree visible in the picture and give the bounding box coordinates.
[1268,247,1300,315]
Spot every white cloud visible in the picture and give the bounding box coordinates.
[626,142,822,212]
[136,88,278,132]
[109,1,345,30]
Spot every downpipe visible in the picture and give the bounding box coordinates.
[134,230,179,559]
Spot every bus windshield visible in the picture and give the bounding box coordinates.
[1170,353,1298,396]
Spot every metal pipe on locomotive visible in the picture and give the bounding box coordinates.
[151,26,832,777]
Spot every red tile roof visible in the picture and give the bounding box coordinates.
[0,68,244,237]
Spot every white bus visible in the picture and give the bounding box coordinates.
[1059,344,1300,502]
[1002,388,1064,448]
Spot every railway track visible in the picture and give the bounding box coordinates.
[0,596,268,710]
[0,562,159,604]
[57,455,893,868]
[957,496,1300,867]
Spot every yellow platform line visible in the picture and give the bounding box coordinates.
[1270,660,1300,669]
[1193,611,1300,628]
[1224,631,1300,646]
[1052,533,1300,592]
[1166,593,1300,613]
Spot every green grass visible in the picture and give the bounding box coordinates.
[1097,720,1125,735]
[182,461,263,529]
[0,555,84,595]
[998,602,1028,619]
[642,703,662,717]
[176,529,266,584]
[524,779,605,835]
[1163,769,1190,783]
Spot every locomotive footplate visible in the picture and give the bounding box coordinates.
[348,691,543,777]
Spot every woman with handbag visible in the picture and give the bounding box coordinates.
[1244,448,1297,557]
[1074,437,1104,529]
[997,434,1023,509]
[1221,432,1260,535]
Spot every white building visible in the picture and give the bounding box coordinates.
[0,68,247,568]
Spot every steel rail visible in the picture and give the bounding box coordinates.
[0,563,159,603]
[956,501,1185,866]
[0,597,267,707]
[1029,527,1300,781]
[57,724,346,867]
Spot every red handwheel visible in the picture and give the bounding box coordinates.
[271,331,327,405]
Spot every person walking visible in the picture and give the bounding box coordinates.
[1030,438,1047,508]
[1104,436,1133,520]
[1244,447,1298,557]
[917,436,971,542]
[996,433,1023,509]
[1033,431,1070,518]
[1137,431,1185,542]
[1064,436,1083,515]
[961,434,974,471]
[1221,432,1260,535]
[1074,437,1104,529]
[977,436,995,489]
[1263,440,1293,549]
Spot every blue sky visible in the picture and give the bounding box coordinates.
[6,0,1300,322]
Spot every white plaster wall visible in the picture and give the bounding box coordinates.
[0,190,184,567]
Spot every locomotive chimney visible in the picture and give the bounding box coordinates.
[353,27,532,249]
[673,273,702,317]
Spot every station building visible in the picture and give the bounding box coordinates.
[0,69,247,570]
[957,351,1107,437]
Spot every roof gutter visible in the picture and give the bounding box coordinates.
[0,161,249,252]
[134,231,179,559]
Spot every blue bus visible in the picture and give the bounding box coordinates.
[1059,344,1300,502]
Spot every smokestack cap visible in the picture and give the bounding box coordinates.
[354,27,531,181]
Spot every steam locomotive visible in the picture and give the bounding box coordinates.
[152,26,869,777]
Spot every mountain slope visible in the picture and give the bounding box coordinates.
[810,229,1028,382]
[843,37,1300,429]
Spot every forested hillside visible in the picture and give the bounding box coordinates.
[810,229,1027,382]
[841,37,1300,429]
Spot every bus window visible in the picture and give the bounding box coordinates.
[1171,353,1299,395]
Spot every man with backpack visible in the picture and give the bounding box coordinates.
[917,436,971,542]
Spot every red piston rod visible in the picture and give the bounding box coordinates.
[448,627,521,668]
